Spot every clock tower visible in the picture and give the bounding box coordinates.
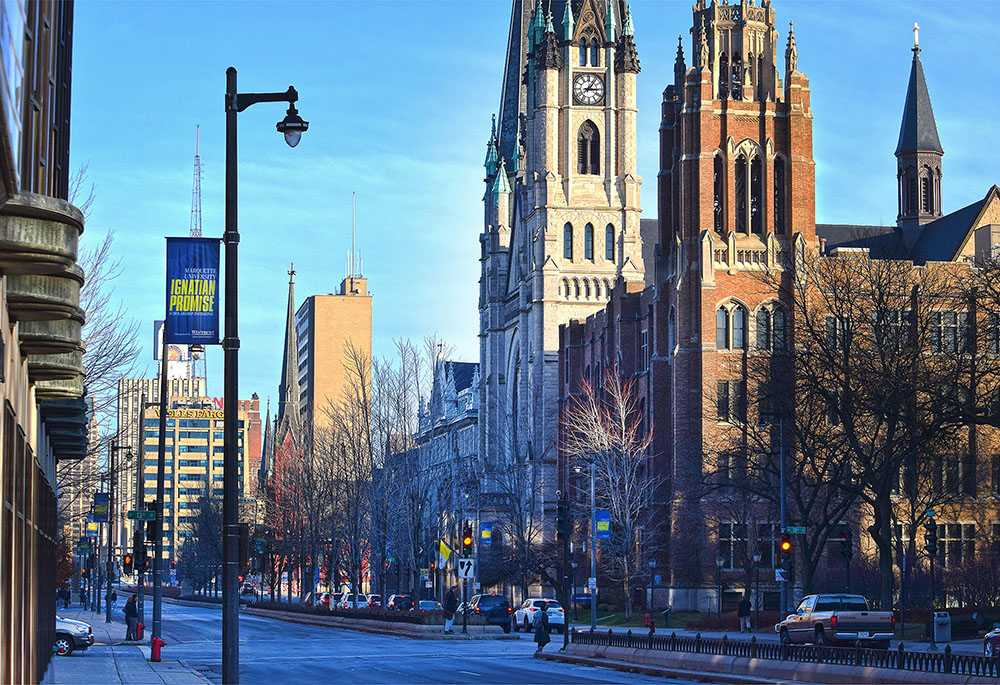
[479,0,646,538]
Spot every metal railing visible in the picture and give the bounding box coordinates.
[570,629,1000,678]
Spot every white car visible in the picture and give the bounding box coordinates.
[55,616,94,656]
[338,594,366,608]
[513,598,566,634]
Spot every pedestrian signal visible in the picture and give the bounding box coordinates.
[123,554,133,575]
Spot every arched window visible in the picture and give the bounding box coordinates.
[756,309,771,349]
[719,53,729,100]
[577,121,600,175]
[584,280,591,299]
[603,279,612,298]
[731,54,743,100]
[713,155,724,233]
[584,223,594,260]
[774,157,786,234]
[921,167,934,214]
[590,39,600,67]
[757,54,764,100]
[904,169,918,215]
[562,278,570,298]
[605,224,615,260]
[735,156,748,233]
[773,308,787,350]
[579,38,587,66]
[594,281,601,299]
[573,279,580,298]
[750,156,762,234]
[733,307,747,349]
[716,308,729,349]
[585,364,591,382]
[563,223,573,260]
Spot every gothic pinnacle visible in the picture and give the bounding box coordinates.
[623,4,635,37]
[562,0,575,40]
[605,0,617,42]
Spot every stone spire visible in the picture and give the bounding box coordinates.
[484,114,499,177]
[895,24,943,156]
[276,263,300,430]
[673,35,685,86]
[536,6,563,69]
[615,2,640,73]
[785,21,798,75]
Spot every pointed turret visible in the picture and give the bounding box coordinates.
[605,0,617,42]
[491,157,512,195]
[562,1,575,41]
[673,35,685,87]
[536,7,563,70]
[896,23,943,230]
[276,264,300,431]
[616,2,640,73]
[484,114,499,177]
[258,396,272,488]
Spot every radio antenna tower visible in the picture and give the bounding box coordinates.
[190,125,203,237]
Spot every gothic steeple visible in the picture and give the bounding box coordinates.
[896,22,943,230]
[276,263,300,430]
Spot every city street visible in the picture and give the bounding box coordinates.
[59,601,705,683]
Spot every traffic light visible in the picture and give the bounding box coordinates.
[780,532,792,565]
[81,567,89,579]
[839,526,853,560]
[238,574,244,584]
[429,561,435,571]
[462,526,474,557]
[239,522,250,571]
[925,519,938,558]
[556,498,569,540]
[123,554,133,575]
[170,560,176,570]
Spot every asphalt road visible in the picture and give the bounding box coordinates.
[158,602,699,683]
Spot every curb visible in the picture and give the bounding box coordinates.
[534,651,775,684]
[243,607,519,640]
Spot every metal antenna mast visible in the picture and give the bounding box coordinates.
[190,125,203,237]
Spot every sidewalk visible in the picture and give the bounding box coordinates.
[52,606,205,684]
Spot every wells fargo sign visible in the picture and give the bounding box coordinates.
[150,408,225,419]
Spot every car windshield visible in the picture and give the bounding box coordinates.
[478,595,508,608]
[537,601,561,611]
[419,601,441,610]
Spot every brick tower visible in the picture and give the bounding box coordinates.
[656,0,816,611]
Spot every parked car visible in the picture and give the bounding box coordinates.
[984,625,1000,656]
[513,598,566,633]
[338,594,366,608]
[775,594,895,649]
[55,616,94,656]
[417,600,442,613]
[240,584,256,596]
[467,593,512,633]
[386,594,413,611]
[366,594,382,607]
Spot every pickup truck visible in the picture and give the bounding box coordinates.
[775,594,895,649]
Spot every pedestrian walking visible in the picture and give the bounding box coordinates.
[79,587,87,609]
[443,585,459,634]
[111,589,118,610]
[123,594,138,641]
[738,592,752,633]
[645,611,656,636]
[533,607,551,652]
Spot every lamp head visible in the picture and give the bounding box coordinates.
[277,104,309,148]
[648,558,657,569]
[752,549,762,564]
[715,555,725,569]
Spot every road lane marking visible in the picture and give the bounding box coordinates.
[459,670,481,677]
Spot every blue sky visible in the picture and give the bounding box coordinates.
[70,1,1000,403]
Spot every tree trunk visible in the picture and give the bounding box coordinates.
[869,491,895,608]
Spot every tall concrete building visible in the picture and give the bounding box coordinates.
[0,1,88,682]
[59,397,100,546]
[139,396,261,566]
[479,0,647,538]
[294,271,373,439]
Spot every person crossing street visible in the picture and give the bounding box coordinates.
[443,586,459,634]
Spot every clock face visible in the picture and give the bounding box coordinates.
[573,73,605,106]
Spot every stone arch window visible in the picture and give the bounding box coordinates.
[719,52,729,100]
[718,303,748,350]
[921,165,934,214]
[757,54,764,100]
[594,280,602,299]
[590,39,600,67]
[577,121,600,175]
[773,156,786,234]
[750,156,763,234]
[584,279,591,299]
[584,223,594,260]
[562,278,570,299]
[716,307,729,349]
[730,54,743,100]
[732,307,747,349]
[603,279,612,298]
[901,167,918,216]
[755,304,789,350]
[584,364,591,382]
[563,223,573,260]
[573,279,580,299]
[714,154,725,233]
[579,38,587,66]
[735,156,748,233]
[756,308,771,349]
[605,224,615,260]
[773,307,787,350]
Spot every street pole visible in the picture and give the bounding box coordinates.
[779,415,787,616]
[589,460,597,632]
[96,515,103,614]
[136,396,146,627]
[106,441,115,623]
[561,491,570,652]
[152,335,169,641]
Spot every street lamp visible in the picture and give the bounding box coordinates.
[570,560,579,621]
[752,549,762,632]
[716,555,725,617]
[221,67,307,685]
[648,558,657,612]
[574,459,597,632]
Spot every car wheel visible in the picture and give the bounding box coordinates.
[513,619,520,633]
[503,623,511,634]
[815,628,829,647]
[779,629,790,646]
[987,640,995,658]
[54,635,74,656]
[524,618,531,632]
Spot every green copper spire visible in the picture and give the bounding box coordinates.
[484,114,499,175]
[544,9,555,34]
[562,0,575,41]
[491,157,511,195]
[622,4,635,37]
[605,0,617,42]
[530,0,544,48]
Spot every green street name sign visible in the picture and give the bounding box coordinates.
[786,526,806,535]
[128,510,156,521]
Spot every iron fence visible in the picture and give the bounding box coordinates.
[570,628,1000,678]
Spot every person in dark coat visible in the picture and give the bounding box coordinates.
[123,595,139,641]
[534,607,551,652]
[443,586,459,634]
[738,592,752,633]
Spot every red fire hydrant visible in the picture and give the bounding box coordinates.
[135,622,144,640]
[150,636,166,662]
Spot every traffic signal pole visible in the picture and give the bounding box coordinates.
[779,415,788,616]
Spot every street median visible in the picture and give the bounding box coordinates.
[243,606,517,640]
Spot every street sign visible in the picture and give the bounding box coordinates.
[587,576,597,590]
[457,558,476,579]
[654,574,662,585]
[255,538,266,555]
[424,580,433,589]
[127,510,156,521]
[596,510,611,540]
[775,568,788,582]
[86,516,99,538]
[419,568,429,581]
[925,509,936,518]
[573,593,593,603]
[786,526,806,535]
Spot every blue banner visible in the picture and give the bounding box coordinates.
[596,510,611,539]
[165,237,221,345]
[480,522,492,545]
[92,492,109,523]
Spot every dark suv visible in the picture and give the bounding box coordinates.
[467,593,512,633]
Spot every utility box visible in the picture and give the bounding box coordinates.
[933,612,951,643]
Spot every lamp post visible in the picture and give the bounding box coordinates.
[752,549,762,632]
[716,555,725,616]
[222,67,307,684]
[648,558,657,612]
[570,560,579,621]
[575,460,597,632]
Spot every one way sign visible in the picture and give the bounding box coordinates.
[457,558,476,579]
[775,568,789,582]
